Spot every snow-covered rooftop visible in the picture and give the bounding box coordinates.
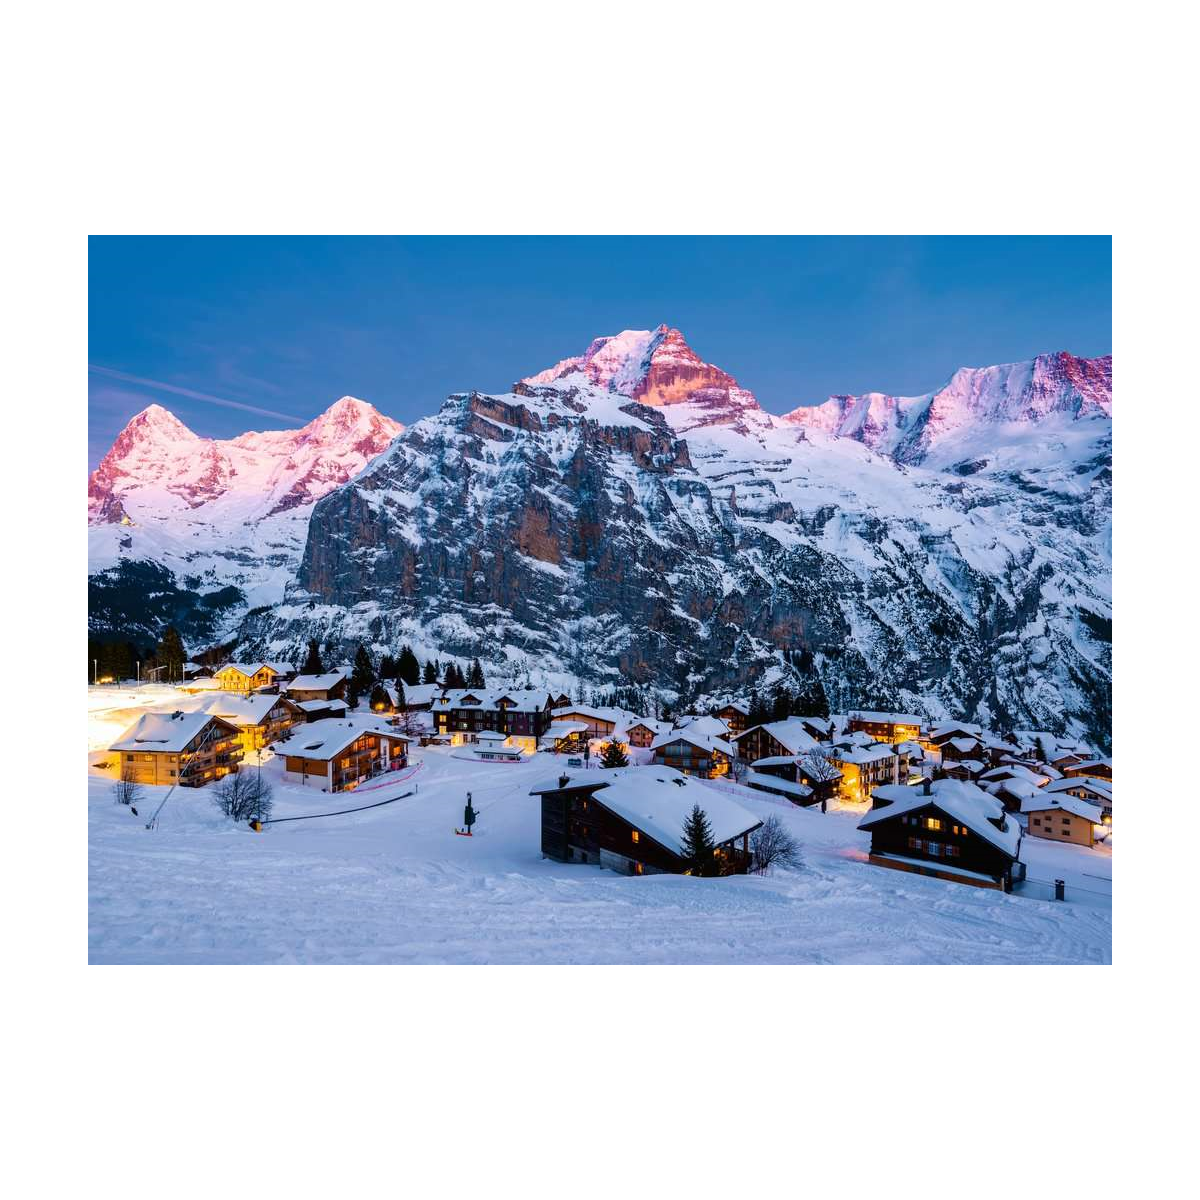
[1021,793,1104,823]
[109,710,234,754]
[286,718,409,760]
[735,718,820,755]
[286,672,347,692]
[851,710,923,726]
[861,779,1021,857]
[1045,776,1112,801]
[745,770,812,799]
[533,766,761,856]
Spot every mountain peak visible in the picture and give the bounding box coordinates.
[123,403,198,442]
[522,325,760,422]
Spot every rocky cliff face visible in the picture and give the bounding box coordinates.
[240,330,1111,747]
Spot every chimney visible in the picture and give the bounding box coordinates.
[558,774,569,789]
[922,777,932,796]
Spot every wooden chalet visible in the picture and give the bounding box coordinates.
[732,718,821,764]
[294,697,349,723]
[1021,792,1105,847]
[281,719,410,792]
[1062,758,1113,783]
[848,710,923,744]
[214,661,295,693]
[551,705,619,740]
[109,710,243,787]
[826,741,901,802]
[431,688,556,752]
[859,778,1024,891]
[650,730,734,779]
[285,672,348,703]
[713,702,750,736]
[1043,776,1112,824]
[746,750,842,807]
[626,719,669,749]
[937,757,986,783]
[532,766,761,876]
[178,692,304,755]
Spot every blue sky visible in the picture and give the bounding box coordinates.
[88,236,1111,467]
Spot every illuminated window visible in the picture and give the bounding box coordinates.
[631,830,640,843]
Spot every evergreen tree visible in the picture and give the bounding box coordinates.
[301,639,324,675]
[467,657,486,688]
[679,804,718,876]
[422,659,439,685]
[599,741,629,769]
[156,626,187,682]
[379,654,398,681]
[351,643,376,697]
[393,678,407,711]
[398,645,421,687]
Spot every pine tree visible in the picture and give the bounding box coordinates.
[467,657,486,688]
[398,645,421,687]
[599,741,629,769]
[301,639,324,675]
[351,643,376,697]
[157,626,186,682]
[393,678,407,711]
[422,660,438,685]
[679,804,718,876]
[379,654,398,681]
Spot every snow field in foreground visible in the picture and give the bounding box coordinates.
[88,745,1112,965]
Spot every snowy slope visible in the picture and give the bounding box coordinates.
[88,397,403,641]
[87,744,1111,965]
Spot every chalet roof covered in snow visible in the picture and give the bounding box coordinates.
[946,736,983,754]
[109,710,234,754]
[735,718,820,755]
[295,698,348,714]
[829,742,896,765]
[169,692,297,725]
[929,721,984,740]
[287,718,409,760]
[745,770,812,798]
[715,700,750,716]
[851,710,923,726]
[286,671,347,692]
[650,729,735,757]
[980,763,1049,787]
[1045,776,1113,801]
[433,687,555,714]
[861,780,1021,858]
[671,714,733,739]
[220,660,295,677]
[532,766,761,856]
[1021,792,1104,823]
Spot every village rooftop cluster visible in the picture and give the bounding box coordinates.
[96,655,1112,894]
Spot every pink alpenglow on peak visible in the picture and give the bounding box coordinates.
[522,325,767,432]
[782,351,1112,464]
[88,396,403,525]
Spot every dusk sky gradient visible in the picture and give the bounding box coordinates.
[88,236,1111,468]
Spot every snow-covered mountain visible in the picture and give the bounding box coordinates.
[88,397,403,643]
[222,327,1111,747]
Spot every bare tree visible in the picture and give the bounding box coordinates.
[113,765,143,807]
[212,771,274,823]
[751,814,802,874]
